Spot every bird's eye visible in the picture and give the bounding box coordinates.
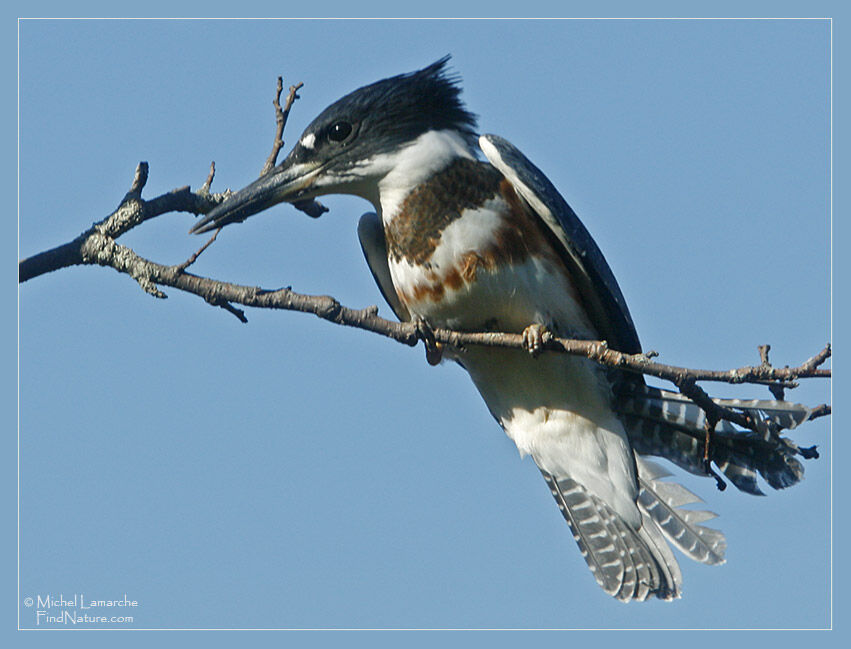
[328,121,353,142]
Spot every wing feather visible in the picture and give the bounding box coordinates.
[479,134,641,355]
[357,212,410,321]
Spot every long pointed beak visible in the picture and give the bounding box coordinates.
[190,159,322,234]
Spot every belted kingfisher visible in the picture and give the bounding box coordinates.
[192,57,815,601]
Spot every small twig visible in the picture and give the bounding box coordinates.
[128,161,149,196]
[809,404,832,420]
[175,228,220,272]
[256,78,327,218]
[801,344,832,372]
[280,83,303,137]
[640,350,659,361]
[702,415,727,491]
[209,298,248,323]
[758,344,788,399]
[260,79,303,177]
[201,161,216,194]
[798,445,820,460]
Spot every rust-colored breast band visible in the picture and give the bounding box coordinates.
[385,158,503,264]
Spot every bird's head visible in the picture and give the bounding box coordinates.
[191,56,477,234]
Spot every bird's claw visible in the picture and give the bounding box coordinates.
[414,318,444,366]
[522,324,549,358]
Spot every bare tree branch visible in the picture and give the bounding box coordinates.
[18,74,831,466]
[16,166,831,393]
[18,164,230,283]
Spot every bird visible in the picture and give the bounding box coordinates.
[191,57,818,601]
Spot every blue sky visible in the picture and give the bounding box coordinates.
[13,10,839,643]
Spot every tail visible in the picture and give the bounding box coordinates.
[542,457,724,602]
[615,383,818,495]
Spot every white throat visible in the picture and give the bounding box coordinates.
[370,130,476,223]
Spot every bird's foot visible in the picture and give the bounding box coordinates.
[414,318,444,366]
[522,324,549,358]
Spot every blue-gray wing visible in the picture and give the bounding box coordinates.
[479,134,641,354]
[357,212,410,322]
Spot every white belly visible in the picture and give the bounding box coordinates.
[390,252,641,526]
[461,345,640,527]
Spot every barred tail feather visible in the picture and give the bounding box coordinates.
[636,457,726,565]
[635,510,682,597]
[615,383,813,494]
[618,383,815,438]
[542,459,727,601]
[542,471,679,602]
[622,413,761,494]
